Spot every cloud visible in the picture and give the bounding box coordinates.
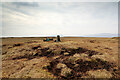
[1,0,120,2]
[2,2,118,37]
[11,2,39,7]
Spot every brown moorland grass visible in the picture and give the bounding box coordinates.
[2,37,120,79]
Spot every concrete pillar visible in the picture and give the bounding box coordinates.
[57,35,61,42]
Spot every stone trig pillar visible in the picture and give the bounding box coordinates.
[57,35,61,42]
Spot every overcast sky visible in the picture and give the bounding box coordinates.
[1,2,118,37]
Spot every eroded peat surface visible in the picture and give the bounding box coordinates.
[2,37,120,79]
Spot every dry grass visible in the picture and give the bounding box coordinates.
[2,37,119,79]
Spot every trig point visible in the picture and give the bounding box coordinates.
[57,35,61,42]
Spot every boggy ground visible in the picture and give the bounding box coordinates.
[2,37,120,79]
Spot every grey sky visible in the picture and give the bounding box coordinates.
[1,2,118,37]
